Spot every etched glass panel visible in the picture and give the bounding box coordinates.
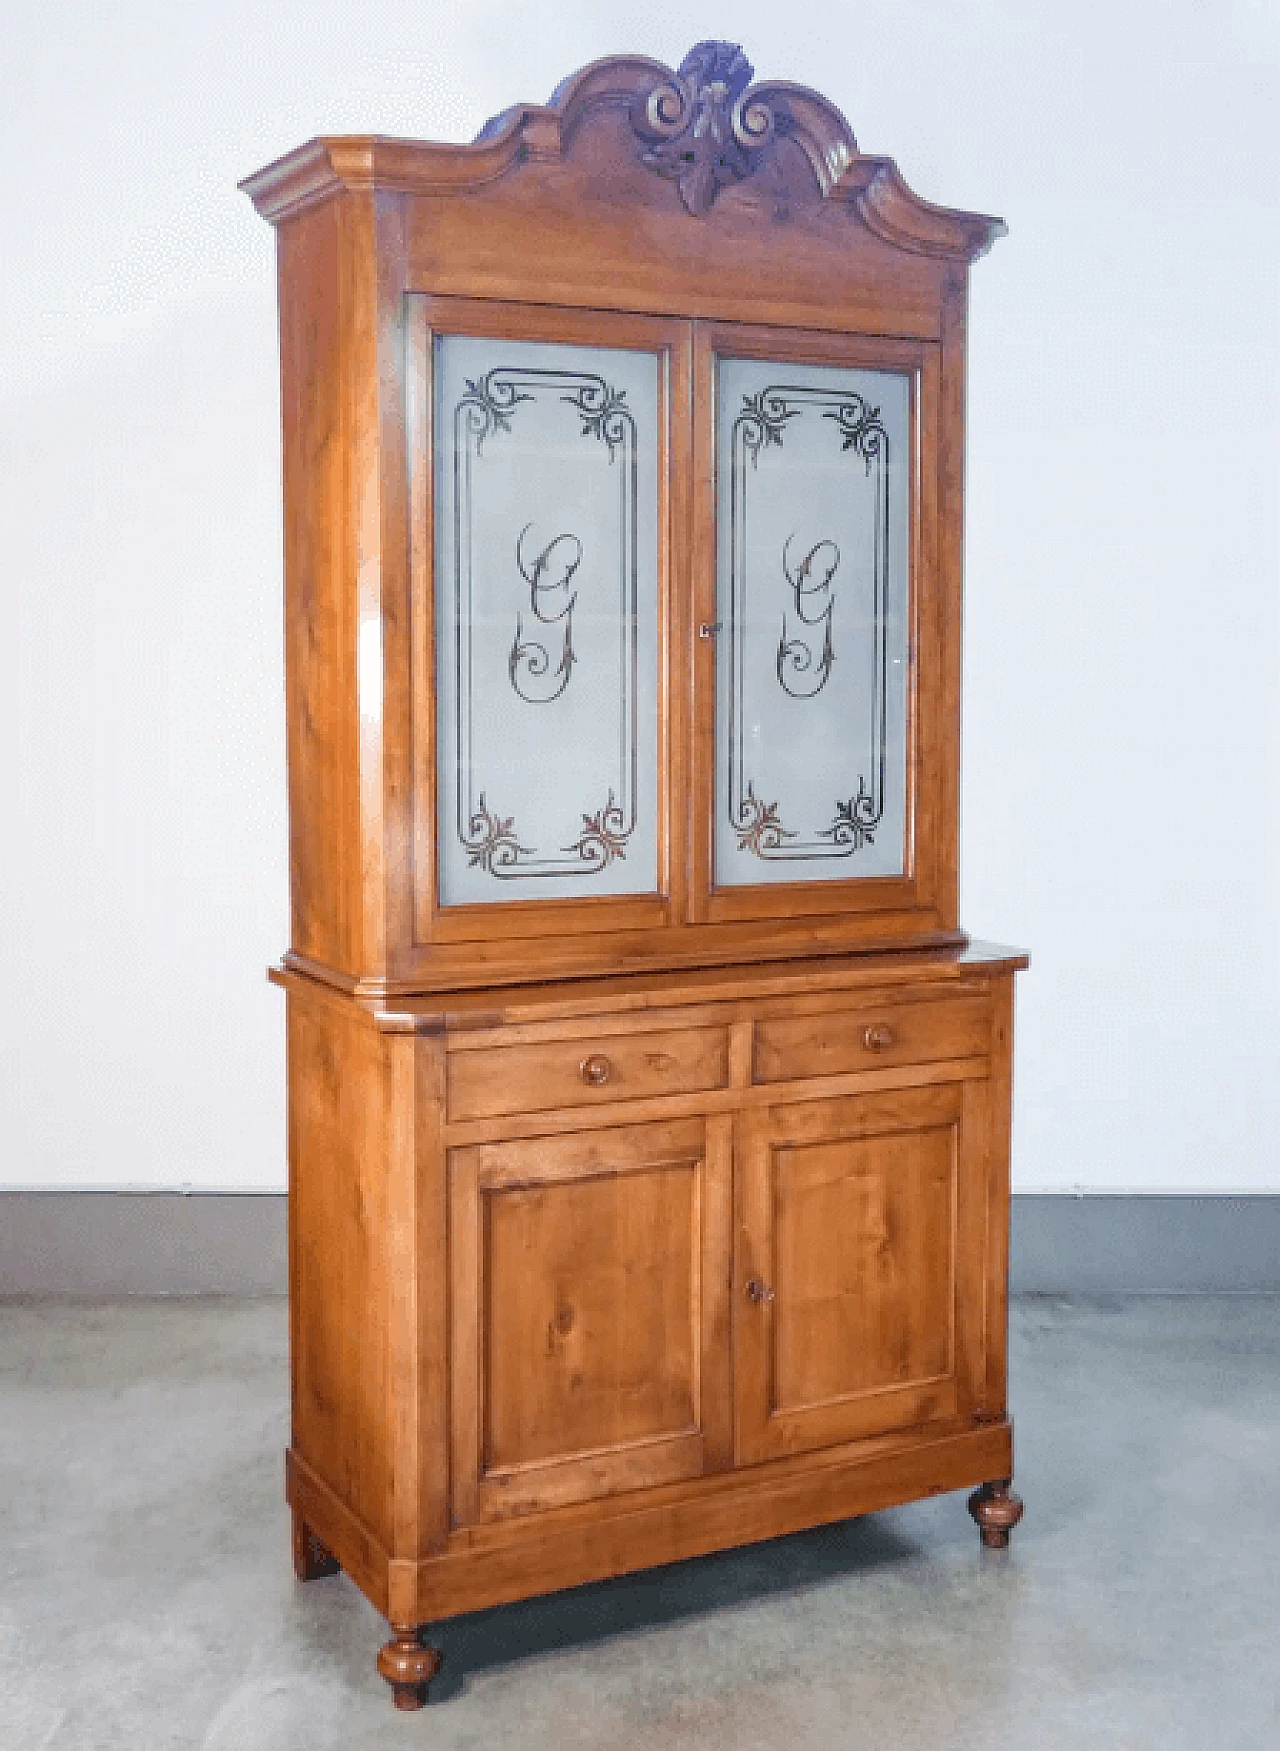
[435,336,660,906]
[714,357,910,887]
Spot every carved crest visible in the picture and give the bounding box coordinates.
[243,44,1004,259]
[631,41,781,216]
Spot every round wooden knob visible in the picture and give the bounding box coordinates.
[745,1277,775,1304]
[579,1053,612,1086]
[862,1023,896,1053]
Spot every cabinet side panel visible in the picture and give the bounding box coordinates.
[287,993,392,1546]
[983,973,1017,1411]
[278,202,362,975]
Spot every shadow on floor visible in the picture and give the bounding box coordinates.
[426,1513,919,1702]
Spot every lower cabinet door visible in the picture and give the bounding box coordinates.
[449,1116,733,1525]
[735,1082,986,1464]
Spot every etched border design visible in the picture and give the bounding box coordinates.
[451,366,640,880]
[727,383,890,861]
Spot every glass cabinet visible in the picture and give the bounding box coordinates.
[247,39,1022,1711]
[409,305,944,970]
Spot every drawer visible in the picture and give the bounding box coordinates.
[447,1027,731,1122]
[753,995,991,1084]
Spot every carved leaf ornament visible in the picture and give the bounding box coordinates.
[632,41,779,215]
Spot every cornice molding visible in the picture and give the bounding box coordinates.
[239,45,1003,261]
[835,157,1007,261]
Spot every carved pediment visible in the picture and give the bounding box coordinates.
[242,41,1003,259]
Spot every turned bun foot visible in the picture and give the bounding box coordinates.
[968,1478,1024,1548]
[291,1512,340,1581]
[377,1625,441,1711]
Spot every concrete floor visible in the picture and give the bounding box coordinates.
[1,1297,1277,1751]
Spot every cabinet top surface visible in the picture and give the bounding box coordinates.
[239,40,1003,263]
[271,941,1027,1034]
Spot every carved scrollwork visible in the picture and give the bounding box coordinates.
[245,50,1003,261]
[631,41,785,215]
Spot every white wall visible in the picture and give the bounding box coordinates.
[5,0,1277,1192]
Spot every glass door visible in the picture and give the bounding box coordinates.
[408,300,690,945]
[692,323,941,927]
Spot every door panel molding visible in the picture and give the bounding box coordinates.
[735,1081,981,1464]
[449,1116,731,1525]
[407,296,693,946]
[690,320,943,930]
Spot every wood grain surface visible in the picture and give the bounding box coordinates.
[249,43,1024,1703]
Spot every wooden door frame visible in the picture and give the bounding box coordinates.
[448,1114,733,1527]
[733,1077,987,1465]
[405,294,693,948]
[689,319,944,929]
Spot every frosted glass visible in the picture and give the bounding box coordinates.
[713,358,910,887]
[435,336,660,906]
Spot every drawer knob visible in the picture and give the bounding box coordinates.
[579,1053,613,1087]
[745,1277,775,1305]
[862,1023,896,1053]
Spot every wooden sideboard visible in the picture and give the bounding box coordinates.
[244,40,1025,1710]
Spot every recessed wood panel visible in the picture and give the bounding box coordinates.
[484,1164,697,1470]
[450,1116,733,1524]
[772,1125,954,1412]
[736,1081,978,1464]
